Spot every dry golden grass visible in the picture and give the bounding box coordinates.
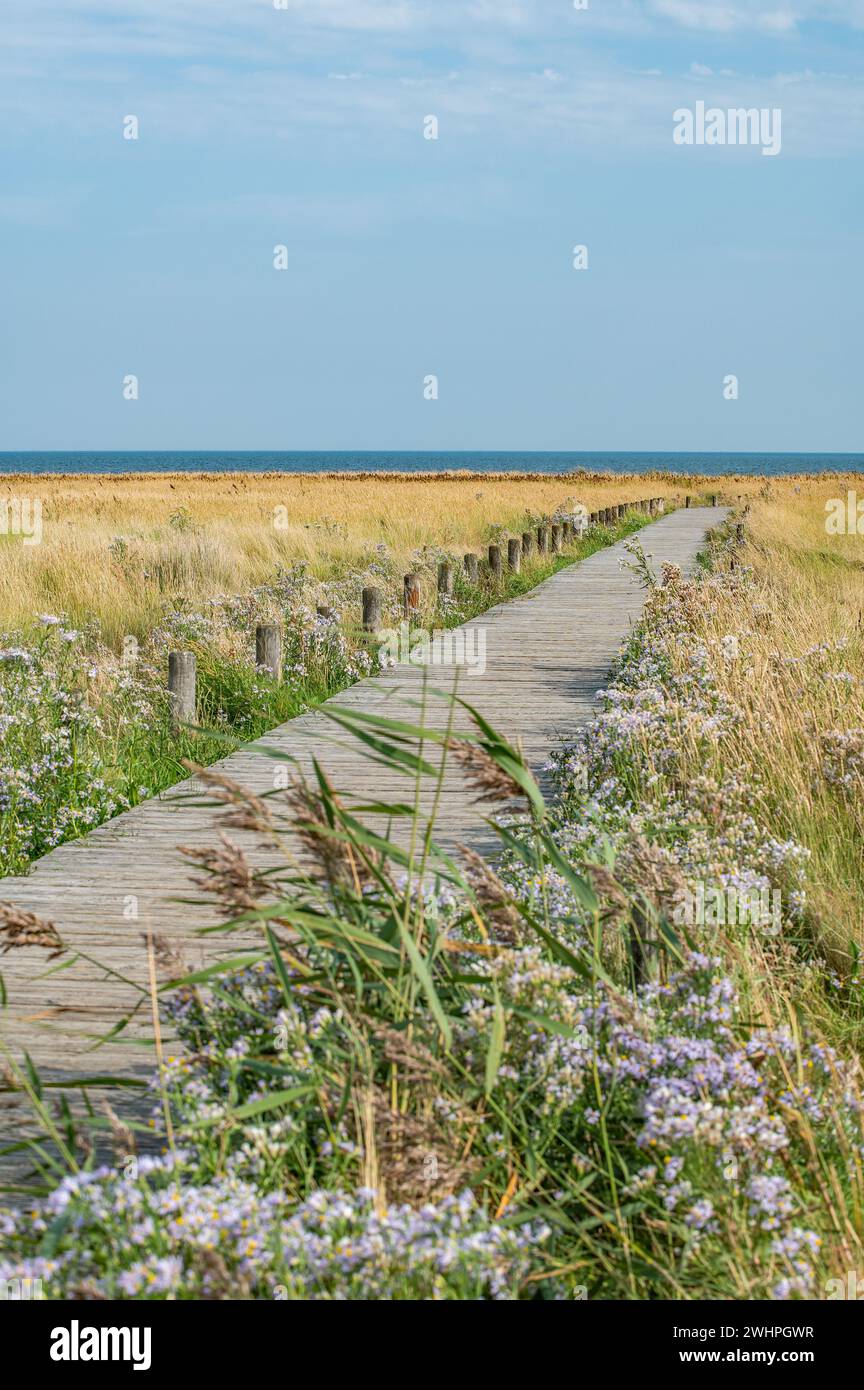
[669,474,864,967]
[0,468,792,647]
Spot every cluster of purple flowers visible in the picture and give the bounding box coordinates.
[0,1162,549,1301]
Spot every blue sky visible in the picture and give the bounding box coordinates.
[1,0,862,452]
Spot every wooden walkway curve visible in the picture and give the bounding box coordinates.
[0,508,724,1117]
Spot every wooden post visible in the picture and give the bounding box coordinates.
[362,587,382,633]
[521,530,533,558]
[736,522,745,544]
[507,538,521,573]
[629,902,661,985]
[437,561,454,598]
[463,553,478,583]
[550,523,562,553]
[589,512,597,525]
[403,573,421,618]
[488,544,502,580]
[536,524,549,554]
[256,624,283,681]
[685,495,691,508]
[168,651,196,729]
[562,519,573,542]
[711,494,718,507]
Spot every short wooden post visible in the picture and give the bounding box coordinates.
[168,651,196,729]
[437,561,454,598]
[711,494,718,507]
[463,553,478,583]
[562,519,573,542]
[488,544,502,580]
[550,523,562,553]
[403,573,421,618]
[521,530,533,558]
[736,522,745,544]
[256,624,283,681]
[362,587,382,633]
[589,512,597,525]
[685,495,691,508]
[536,524,549,554]
[629,902,661,986]
[616,504,625,520]
[507,538,521,573]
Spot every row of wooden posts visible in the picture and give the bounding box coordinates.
[166,492,720,726]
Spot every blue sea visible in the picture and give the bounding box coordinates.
[0,452,862,477]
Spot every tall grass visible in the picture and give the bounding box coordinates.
[680,487,864,969]
[2,479,863,1301]
[3,525,864,1298]
[0,469,751,643]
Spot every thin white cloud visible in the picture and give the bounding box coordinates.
[1,0,862,157]
[649,1,797,31]
[650,0,864,31]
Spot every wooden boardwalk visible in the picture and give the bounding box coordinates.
[0,508,722,1110]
